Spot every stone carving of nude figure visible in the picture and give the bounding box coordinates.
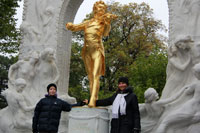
[2,78,34,130]
[33,48,59,97]
[66,0,117,107]
[139,87,184,133]
[155,62,200,133]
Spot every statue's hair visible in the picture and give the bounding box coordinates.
[144,88,158,103]
[93,0,107,11]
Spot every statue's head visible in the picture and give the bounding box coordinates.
[93,0,107,16]
[174,35,193,50]
[15,78,27,92]
[41,48,55,62]
[192,63,200,80]
[144,88,159,103]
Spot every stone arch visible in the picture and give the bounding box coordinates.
[56,0,83,94]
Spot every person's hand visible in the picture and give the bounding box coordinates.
[83,99,89,105]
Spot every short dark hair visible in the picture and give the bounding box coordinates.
[118,77,129,85]
[47,83,57,92]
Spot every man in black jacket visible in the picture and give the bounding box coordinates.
[85,77,141,133]
[32,83,83,133]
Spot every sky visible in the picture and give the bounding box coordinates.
[15,0,169,36]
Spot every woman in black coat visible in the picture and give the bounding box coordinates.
[32,83,84,133]
[86,77,141,133]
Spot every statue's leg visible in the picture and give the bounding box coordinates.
[83,55,94,95]
[88,51,102,107]
[88,75,93,95]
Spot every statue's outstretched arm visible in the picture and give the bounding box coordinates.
[156,86,186,106]
[103,13,117,36]
[66,20,89,32]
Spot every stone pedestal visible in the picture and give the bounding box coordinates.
[68,107,110,133]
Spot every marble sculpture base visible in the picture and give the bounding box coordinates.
[68,107,110,133]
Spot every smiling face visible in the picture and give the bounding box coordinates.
[118,82,128,91]
[48,86,57,96]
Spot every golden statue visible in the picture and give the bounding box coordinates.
[66,0,117,107]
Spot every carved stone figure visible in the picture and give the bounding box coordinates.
[161,36,194,99]
[33,48,59,97]
[155,63,200,133]
[1,78,34,132]
[41,6,55,45]
[20,21,41,45]
[66,0,117,107]
[8,51,39,104]
[138,1,200,132]
[8,52,39,87]
[35,0,55,45]
[140,88,184,133]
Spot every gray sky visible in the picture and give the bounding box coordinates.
[16,0,169,36]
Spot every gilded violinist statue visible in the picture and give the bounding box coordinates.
[66,0,117,107]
